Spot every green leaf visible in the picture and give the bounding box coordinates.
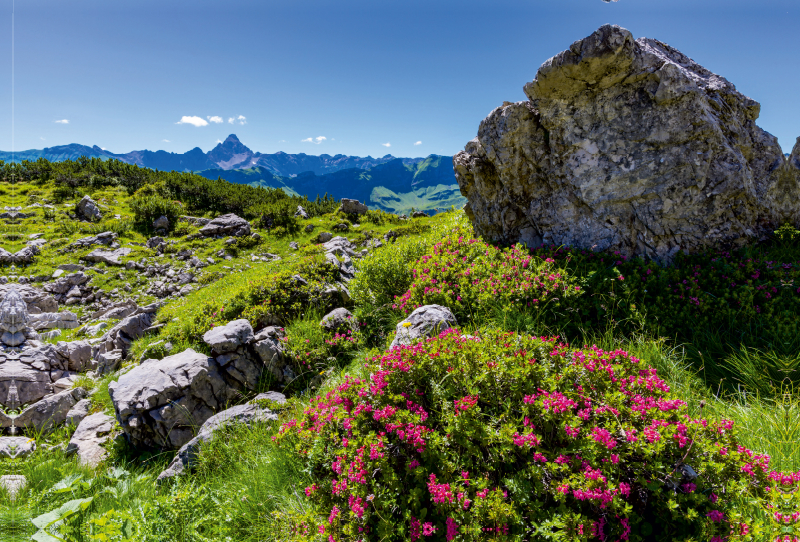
[32,497,93,529]
[50,474,83,493]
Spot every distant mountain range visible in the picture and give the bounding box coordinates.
[0,134,464,214]
[0,134,427,176]
[200,154,464,215]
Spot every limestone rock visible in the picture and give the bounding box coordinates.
[199,213,251,237]
[203,319,254,354]
[339,198,368,215]
[390,305,458,348]
[156,394,284,481]
[14,387,88,433]
[453,24,786,260]
[65,412,115,466]
[66,398,91,426]
[109,348,241,449]
[0,475,27,499]
[317,232,333,243]
[320,308,355,334]
[252,326,289,383]
[97,312,154,357]
[295,205,309,219]
[85,248,131,266]
[76,195,102,222]
[153,215,170,231]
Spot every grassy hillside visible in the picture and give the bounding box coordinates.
[0,157,795,541]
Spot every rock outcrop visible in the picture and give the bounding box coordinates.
[199,214,251,237]
[65,412,116,466]
[391,305,458,348]
[453,24,787,260]
[109,349,241,449]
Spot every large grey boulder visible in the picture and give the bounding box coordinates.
[199,213,251,237]
[70,231,118,249]
[65,412,115,466]
[109,348,241,449]
[76,195,102,222]
[390,305,458,348]
[323,236,356,282]
[0,284,58,314]
[453,24,786,261]
[203,319,254,354]
[14,387,88,433]
[156,392,285,481]
[338,198,368,215]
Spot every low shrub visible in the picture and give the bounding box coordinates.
[277,328,778,542]
[129,194,183,231]
[155,254,340,349]
[395,234,580,322]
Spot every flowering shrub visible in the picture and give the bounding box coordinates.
[277,328,786,541]
[394,235,580,320]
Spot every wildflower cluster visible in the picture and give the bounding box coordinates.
[394,235,579,319]
[277,328,786,541]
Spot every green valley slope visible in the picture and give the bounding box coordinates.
[198,154,465,215]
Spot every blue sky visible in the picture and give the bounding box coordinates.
[2,0,800,157]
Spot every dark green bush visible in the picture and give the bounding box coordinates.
[129,195,183,231]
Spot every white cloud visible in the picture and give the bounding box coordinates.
[207,116,223,124]
[54,119,69,124]
[176,116,208,127]
[101,147,107,151]
[278,140,287,143]
[162,139,171,143]
[382,142,391,147]
[40,137,45,141]
[414,141,422,146]
[236,115,247,125]
[216,139,223,144]
[228,117,234,124]
[302,136,327,144]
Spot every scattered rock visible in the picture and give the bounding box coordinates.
[338,198,368,215]
[289,241,299,250]
[304,224,315,233]
[84,248,131,266]
[69,231,118,249]
[203,319,254,354]
[390,305,458,348]
[199,213,251,237]
[96,311,155,357]
[152,215,170,231]
[14,387,88,433]
[295,206,309,219]
[66,398,91,427]
[320,308,355,334]
[412,211,428,218]
[75,195,102,222]
[65,412,116,466]
[317,232,333,243]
